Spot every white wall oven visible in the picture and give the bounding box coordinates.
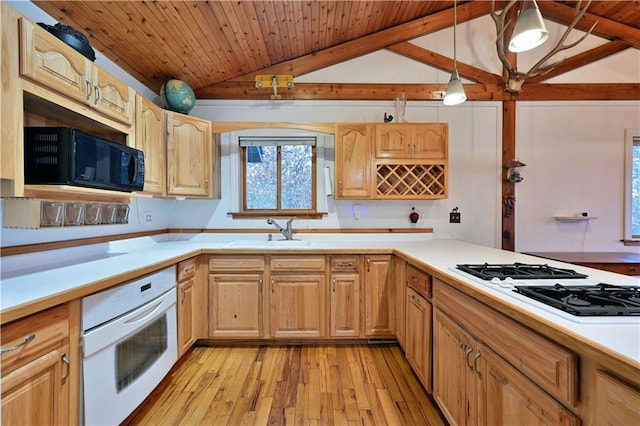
[82,266,177,425]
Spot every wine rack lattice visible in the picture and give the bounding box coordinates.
[376,164,446,198]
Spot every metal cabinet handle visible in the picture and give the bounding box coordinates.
[337,262,354,268]
[93,84,101,105]
[271,277,275,293]
[1,334,35,354]
[181,286,186,303]
[411,275,420,283]
[465,346,474,369]
[259,276,263,293]
[366,257,371,272]
[332,277,336,292]
[473,351,482,379]
[85,79,92,100]
[61,353,70,384]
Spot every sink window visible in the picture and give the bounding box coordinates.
[240,136,316,213]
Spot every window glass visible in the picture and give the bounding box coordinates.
[631,139,639,237]
[242,137,316,213]
[246,146,277,209]
[281,145,312,209]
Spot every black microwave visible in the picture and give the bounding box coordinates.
[24,127,145,192]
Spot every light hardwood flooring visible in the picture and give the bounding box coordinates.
[124,344,446,425]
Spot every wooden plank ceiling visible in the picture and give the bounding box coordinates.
[33,1,640,101]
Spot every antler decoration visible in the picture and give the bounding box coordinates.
[490,0,597,93]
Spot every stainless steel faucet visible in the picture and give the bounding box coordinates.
[266,217,296,240]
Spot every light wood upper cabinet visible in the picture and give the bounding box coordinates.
[1,304,75,426]
[414,123,447,159]
[375,124,446,159]
[363,255,394,337]
[335,123,372,198]
[135,95,166,195]
[19,18,134,125]
[375,124,412,158]
[166,111,212,197]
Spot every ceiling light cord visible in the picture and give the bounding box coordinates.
[443,0,467,106]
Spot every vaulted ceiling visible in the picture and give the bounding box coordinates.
[33,1,640,101]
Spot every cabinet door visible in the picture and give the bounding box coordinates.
[594,370,640,426]
[406,287,432,392]
[209,274,263,338]
[413,124,447,159]
[19,18,90,104]
[363,255,394,337]
[433,309,476,426]
[330,273,360,337]
[483,347,579,426]
[270,274,325,338]
[1,346,70,425]
[92,65,134,125]
[177,278,195,357]
[375,124,412,158]
[135,95,166,195]
[166,112,212,197]
[335,124,372,198]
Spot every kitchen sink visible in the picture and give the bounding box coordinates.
[224,239,312,248]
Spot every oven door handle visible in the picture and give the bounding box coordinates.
[82,288,176,358]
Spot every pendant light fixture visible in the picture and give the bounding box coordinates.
[508,0,549,52]
[443,0,466,106]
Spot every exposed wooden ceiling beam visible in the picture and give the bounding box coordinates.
[386,42,504,85]
[211,1,493,83]
[196,81,639,101]
[528,40,631,83]
[539,1,640,49]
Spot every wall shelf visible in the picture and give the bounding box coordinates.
[554,216,598,222]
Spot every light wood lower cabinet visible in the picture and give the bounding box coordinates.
[594,370,640,425]
[406,287,432,393]
[363,255,394,337]
[209,255,266,338]
[177,258,197,357]
[1,303,77,425]
[270,273,326,338]
[433,280,580,426]
[329,256,361,338]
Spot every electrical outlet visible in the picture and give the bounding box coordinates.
[144,211,152,223]
[450,211,461,223]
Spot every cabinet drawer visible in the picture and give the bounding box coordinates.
[209,255,265,272]
[601,263,639,276]
[1,304,69,376]
[330,256,360,273]
[406,263,431,298]
[177,257,197,282]
[434,279,577,406]
[270,255,325,272]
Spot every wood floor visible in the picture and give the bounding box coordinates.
[124,344,446,425]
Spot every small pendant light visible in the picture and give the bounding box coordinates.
[508,0,549,52]
[443,0,466,106]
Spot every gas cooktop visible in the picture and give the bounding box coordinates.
[456,262,588,281]
[515,283,640,317]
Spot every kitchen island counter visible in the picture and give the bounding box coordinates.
[1,235,638,381]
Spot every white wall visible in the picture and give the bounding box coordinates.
[516,101,640,252]
[2,3,638,251]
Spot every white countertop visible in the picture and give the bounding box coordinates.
[1,234,639,366]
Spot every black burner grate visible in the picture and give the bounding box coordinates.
[456,263,588,280]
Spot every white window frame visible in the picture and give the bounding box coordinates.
[623,128,640,241]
